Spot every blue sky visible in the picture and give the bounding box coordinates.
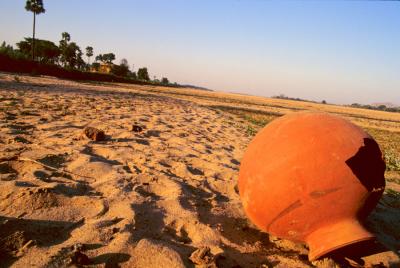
[1,0,399,105]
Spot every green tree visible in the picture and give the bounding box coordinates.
[61,32,70,43]
[95,54,103,63]
[129,71,137,79]
[25,0,45,61]
[378,105,387,110]
[86,46,93,65]
[59,32,71,67]
[161,77,169,85]
[111,58,129,77]
[57,33,84,69]
[64,42,84,69]
[58,32,84,69]
[120,58,128,67]
[76,46,85,70]
[111,65,129,77]
[0,42,26,59]
[137,67,150,81]
[17,38,60,64]
[105,53,115,64]
[96,53,115,64]
[91,62,100,71]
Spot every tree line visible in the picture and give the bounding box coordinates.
[0,0,171,85]
[349,103,400,113]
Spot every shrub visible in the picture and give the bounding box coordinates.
[385,149,400,171]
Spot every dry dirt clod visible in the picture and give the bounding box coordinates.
[132,239,186,267]
[83,127,105,141]
[69,250,91,266]
[0,173,16,181]
[132,125,143,132]
[189,246,216,266]
[73,243,85,252]
[67,243,91,266]
[12,136,32,144]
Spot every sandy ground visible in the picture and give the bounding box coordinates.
[0,73,399,267]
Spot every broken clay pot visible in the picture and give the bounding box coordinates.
[238,112,386,260]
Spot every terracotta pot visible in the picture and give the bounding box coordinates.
[238,112,386,260]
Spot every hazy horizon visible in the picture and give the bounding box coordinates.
[1,0,399,105]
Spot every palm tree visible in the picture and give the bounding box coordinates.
[25,0,45,61]
[86,46,94,65]
[61,32,71,43]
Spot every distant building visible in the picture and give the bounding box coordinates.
[90,62,112,74]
